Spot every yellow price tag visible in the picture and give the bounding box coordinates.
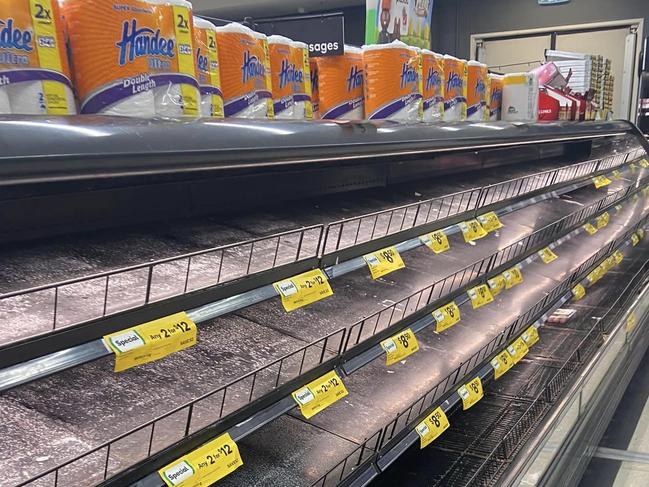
[458,377,484,410]
[572,284,586,301]
[363,246,405,279]
[587,267,604,284]
[583,223,598,235]
[273,269,333,312]
[596,212,610,229]
[487,274,506,297]
[433,302,461,332]
[639,229,645,239]
[459,219,488,243]
[477,212,504,233]
[612,170,622,180]
[593,175,612,189]
[615,204,623,214]
[626,313,637,333]
[381,328,419,366]
[521,325,540,347]
[613,250,624,264]
[602,256,616,271]
[159,433,242,487]
[490,349,514,380]
[506,337,529,365]
[503,267,523,289]
[632,234,640,246]
[292,370,348,419]
[640,158,649,168]
[415,407,450,449]
[467,284,494,309]
[103,312,197,372]
[420,230,450,254]
[538,247,558,264]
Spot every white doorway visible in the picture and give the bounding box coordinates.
[471,20,644,121]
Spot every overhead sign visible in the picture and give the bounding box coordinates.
[365,0,433,49]
[256,13,345,57]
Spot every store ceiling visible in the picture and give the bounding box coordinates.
[192,0,363,21]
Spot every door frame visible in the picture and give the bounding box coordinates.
[470,19,645,122]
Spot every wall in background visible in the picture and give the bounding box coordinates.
[433,0,649,58]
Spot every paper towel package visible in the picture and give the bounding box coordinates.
[502,72,539,122]
[0,0,76,115]
[193,16,224,118]
[216,23,273,118]
[290,41,313,120]
[313,45,364,120]
[62,0,157,116]
[310,58,319,119]
[268,35,295,119]
[467,61,488,121]
[147,0,199,118]
[421,49,444,122]
[443,55,468,121]
[488,74,503,121]
[363,41,422,121]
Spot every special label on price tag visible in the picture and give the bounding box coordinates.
[596,212,610,229]
[420,230,450,254]
[363,246,405,279]
[506,337,529,365]
[587,267,604,284]
[292,370,348,419]
[458,377,484,410]
[503,267,523,289]
[433,301,461,332]
[538,247,558,264]
[488,274,506,297]
[103,312,197,372]
[468,284,494,309]
[613,250,624,265]
[593,175,612,189]
[381,328,419,366]
[626,313,637,333]
[415,407,450,449]
[490,349,514,380]
[459,219,488,243]
[632,233,640,246]
[521,325,540,347]
[273,269,334,312]
[612,170,622,180]
[640,158,649,168]
[477,212,504,233]
[159,433,243,487]
[572,284,586,301]
[583,223,598,235]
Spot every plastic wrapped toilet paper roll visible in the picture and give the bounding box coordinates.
[148,0,200,118]
[443,55,468,121]
[363,41,422,121]
[290,41,313,120]
[466,60,488,121]
[216,23,274,118]
[489,74,504,121]
[1,0,76,115]
[61,0,156,117]
[313,45,364,120]
[193,16,224,118]
[421,49,444,122]
[268,35,296,119]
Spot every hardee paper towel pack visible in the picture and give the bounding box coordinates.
[421,49,444,122]
[290,41,313,120]
[313,45,364,120]
[0,0,75,115]
[268,35,295,119]
[489,73,503,121]
[443,55,467,121]
[216,23,273,119]
[193,16,223,118]
[309,57,319,119]
[363,41,422,121]
[467,60,488,121]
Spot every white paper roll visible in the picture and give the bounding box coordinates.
[0,86,10,114]
[101,91,157,118]
[6,81,76,115]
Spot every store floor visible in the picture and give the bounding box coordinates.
[579,346,649,487]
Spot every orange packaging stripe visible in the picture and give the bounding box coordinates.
[467,64,488,115]
[363,46,421,119]
[422,52,444,110]
[314,51,363,119]
[216,29,272,117]
[489,75,503,117]
[0,0,71,78]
